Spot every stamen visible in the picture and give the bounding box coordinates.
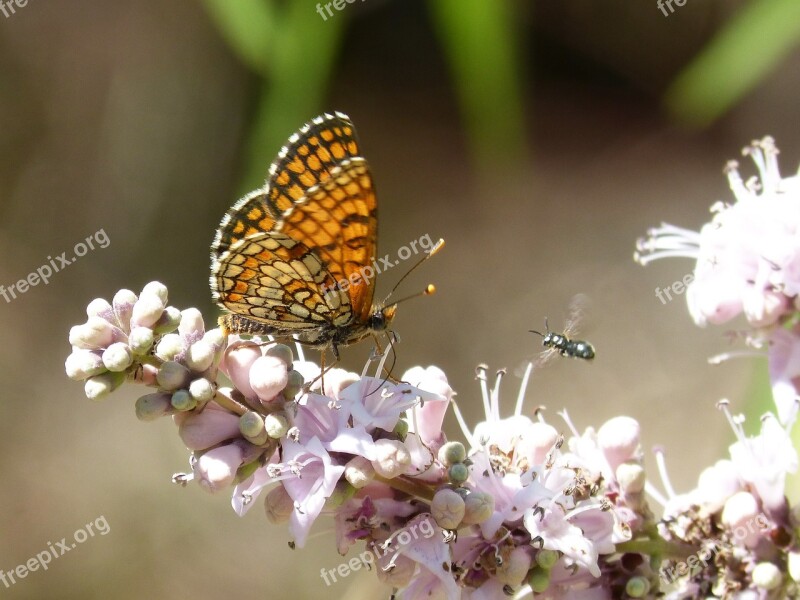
[491,368,505,421]
[515,361,534,417]
[652,445,676,499]
[644,481,668,507]
[557,409,580,438]
[476,364,491,422]
[450,398,477,449]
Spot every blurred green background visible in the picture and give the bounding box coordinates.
[1,0,799,598]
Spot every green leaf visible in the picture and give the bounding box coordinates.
[665,0,800,126]
[239,3,346,193]
[202,0,276,76]
[428,0,527,172]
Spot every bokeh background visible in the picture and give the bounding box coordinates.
[2,1,799,598]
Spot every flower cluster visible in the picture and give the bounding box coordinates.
[635,136,800,598]
[65,282,665,597]
[65,136,800,598]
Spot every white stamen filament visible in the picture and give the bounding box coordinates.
[653,446,676,499]
[476,364,491,422]
[515,361,534,417]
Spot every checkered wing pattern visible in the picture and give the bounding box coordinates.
[211,112,362,261]
[210,112,378,336]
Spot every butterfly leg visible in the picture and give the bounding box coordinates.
[302,347,342,394]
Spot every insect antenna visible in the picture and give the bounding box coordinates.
[529,317,550,338]
[380,238,445,306]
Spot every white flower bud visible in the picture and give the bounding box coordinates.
[135,392,172,421]
[264,413,289,439]
[155,333,183,361]
[265,343,293,367]
[130,294,164,328]
[128,327,154,355]
[721,491,762,548]
[202,328,225,352]
[462,492,494,525]
[178,308,205,339]
[194,444,244,493]
[788,551,800,582]
[65,350,106,380]
[250,355,289,402]
[102,342,133,372]
[616,461,646,495]
[432,488,465,530]
[371,439,411,478]
[178,405,241,450]
[344,456,375,489]
[153,306,181,334]
[598,416,640,471]
[69,316,114,349]
[752,562,782,590]
[84,371,124,400]
[111,289,137,325]
[186,340,214,372]
[140,281,168,305]
[189,377,214,403]
[86,297,114,319]
[156,361,191,391]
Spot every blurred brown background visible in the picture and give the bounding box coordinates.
[1,0,799,598]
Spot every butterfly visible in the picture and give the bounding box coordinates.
[209,112,436,360]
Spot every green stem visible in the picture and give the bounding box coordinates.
[374,474,435,503]
[213,388,250,416]
[616,537,698,561]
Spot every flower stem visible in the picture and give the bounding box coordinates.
[374,474,435,503]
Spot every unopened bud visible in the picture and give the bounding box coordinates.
[431,488,465,530]
[135,392,172,421]
[438,441,466,466]
[264,413,289,439]
[344,456,375,489]
[371,439,410,478]
[102,342,133,372]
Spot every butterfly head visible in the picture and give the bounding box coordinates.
[369,304,397,333]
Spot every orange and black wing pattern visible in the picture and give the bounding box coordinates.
[210,112,377,337]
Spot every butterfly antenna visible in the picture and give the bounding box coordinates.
[381,238,445,306]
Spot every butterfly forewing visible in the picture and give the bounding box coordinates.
[210,112,382,349]
[281,158,377,321]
